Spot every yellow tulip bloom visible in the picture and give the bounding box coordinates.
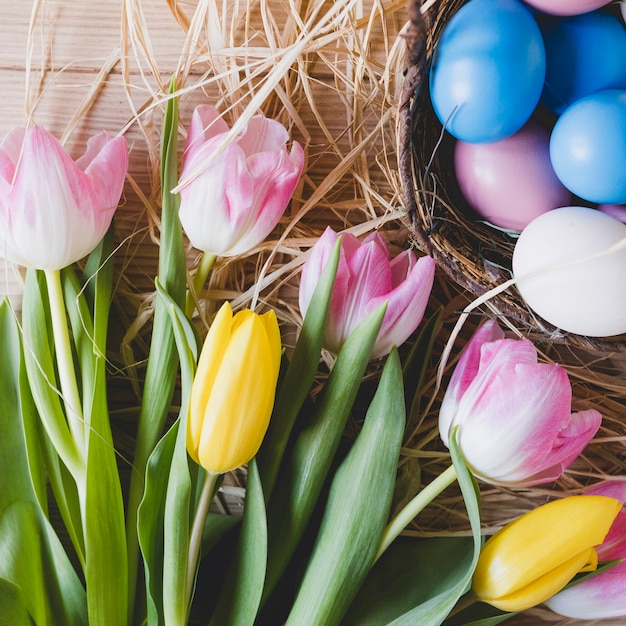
[187,302,281,474]
[473,495,622,612]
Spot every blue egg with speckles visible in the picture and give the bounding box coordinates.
[429,0,546,144]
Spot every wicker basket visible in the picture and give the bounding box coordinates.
[397,0,626,353]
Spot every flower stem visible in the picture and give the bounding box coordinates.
[185,252,217,318]
[44,268,86,457]
[185,469,219,615]
[375,464,458,562]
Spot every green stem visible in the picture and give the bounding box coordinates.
[375,464,458,562]
[185,253,217,318]
[446,590,479,620]
[44,268,86,457]
[185,469,218,616]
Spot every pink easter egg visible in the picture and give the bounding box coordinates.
[598,204,626,224]
[454,120,571,231]
[522,0,612,16]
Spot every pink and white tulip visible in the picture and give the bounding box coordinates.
[0,125,128,270]
[545,480,626,620]
[298,226,436,359]
[438,320,602,486]
[178,105,304,257]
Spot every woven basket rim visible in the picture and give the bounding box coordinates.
[398,0,626,353]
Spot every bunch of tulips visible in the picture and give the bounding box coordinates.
[0,88,623,626]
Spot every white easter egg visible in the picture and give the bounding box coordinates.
[512,206,626,337]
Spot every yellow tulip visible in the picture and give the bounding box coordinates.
[473,495,622,612]
[187,302,281,474]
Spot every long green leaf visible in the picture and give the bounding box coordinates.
[262,302,386,603]
[284,347,406,626]
[137,419,179,626]
[207,459,267,626]
[158,284,199,626]
[127,79,188,623]
[385,428,482,626]
[256,238,341,499]
[22,270,83,480]
[0,578,32,626]
[342,536,476,626]
[0,299,87,625]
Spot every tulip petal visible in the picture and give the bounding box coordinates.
[186,105,229,147]
[370,254,435,358]
[545,559,626,619]
[0,126,127,269]
[187,302,234,463]
[438,320,504,446]
[473,496,621,601]
[196,312,278,473]
[237,115,290,156]
[485,548,597,613]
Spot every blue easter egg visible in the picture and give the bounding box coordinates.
[550,90,626,204]
[429,0,546,143]
[540,11,626,115]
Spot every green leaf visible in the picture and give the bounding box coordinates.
[22,270,83,480]
[0,299,87,625]
[127,79,188,623]
[207,459,267,626]
[384,428,482,626]
[342,537,476,626]
[158,285,199,626]
[262,302,386,604]
[137,419,179,626]
[256,238,341,499]
[0,578,32,626]
[83,361,128,626]
[284,347,406,626]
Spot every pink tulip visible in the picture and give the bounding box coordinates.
[298,226,436,359]
[0,125,128,270]
[178,105,304,257]
[545,480,626,620]
[438,319,602,486]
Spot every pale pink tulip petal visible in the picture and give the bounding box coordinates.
[178,106,303,257]
[545,559,626,619]
[238,115,291,155]
[370,254,435,358]
[187,105,229,147]
[298,226,340,315]
[0,125,128,269]
[439,321,601,487]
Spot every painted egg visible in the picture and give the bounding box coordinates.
[429,0,546,143]
[540,11,626,115]
[598,204,626,223]
[454,120,570,231]
[522,0,612,15]
[512,206,626,337]
[550,90,626,204]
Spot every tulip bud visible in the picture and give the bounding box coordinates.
[298,226,435,359]
[187,302,281,474]
[0,125,128,270]
[438,319,602,487]
[178,105,304,257]
[545,481,626,619]
[473,495,622,612]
